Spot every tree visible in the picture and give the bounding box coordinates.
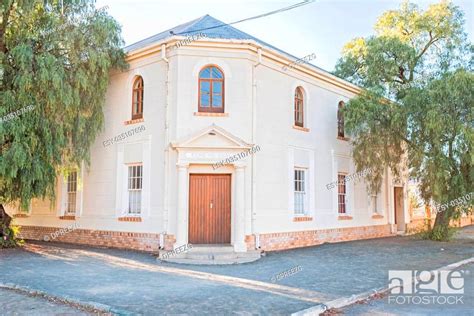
[334,0,473,240]
[0,0,127,246]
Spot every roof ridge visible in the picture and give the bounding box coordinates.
[124,15,208,51]
[173,14,211,35]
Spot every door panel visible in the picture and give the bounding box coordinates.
[394,187,405,231]
[189,174,231,244]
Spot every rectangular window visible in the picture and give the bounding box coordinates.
[66,171,77,214]
[338,173,347,214]
[294,169,306,215]
[128,165,143,214]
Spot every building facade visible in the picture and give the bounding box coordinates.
[8,15,424,253]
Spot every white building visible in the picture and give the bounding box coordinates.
[9,15,413,253]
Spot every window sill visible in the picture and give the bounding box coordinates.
[337,136,350,141]
[194,112,228,117]
[118,216,142,222]
[338,215,353,220]
[372,214,384,219]
[293,125,310,132]
[124,118,144,125]
[293,216,313,222]
[13,213,29,218]
[59,215,76,220]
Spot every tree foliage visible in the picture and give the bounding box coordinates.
[334,0,473,240]
[0,0,127,215]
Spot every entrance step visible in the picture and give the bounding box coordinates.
[158,246,262,265]
[189,245,235,253]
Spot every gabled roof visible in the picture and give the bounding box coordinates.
[125,15,360,93]
[125,15,257,53]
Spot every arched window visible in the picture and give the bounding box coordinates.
[132,76,144,119]
[337,101,345,138]
[199,65,224,113]
[294,87,304,127]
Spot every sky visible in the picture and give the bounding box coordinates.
[95,0,473,72]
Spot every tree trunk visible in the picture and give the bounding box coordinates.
[0,204,12,228]
[1,204,13,242]
[430,208,453,241]
[0,203,18,247]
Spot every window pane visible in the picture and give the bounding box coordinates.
[128,165,143,214]
[200,94,210,107]
[212,94,222,107]
[212,81,222,93]
[211,67,223,79]
[66,171,77,214]
[199,67,211,78]
[201,81,210,93]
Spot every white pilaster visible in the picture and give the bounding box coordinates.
[234,164,246,252]
[176,163,189,247]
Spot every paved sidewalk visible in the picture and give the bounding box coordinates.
[0,288,93,316]
[338,263,474,316]
[0,226,473,315]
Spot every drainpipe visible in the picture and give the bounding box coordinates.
[162,43,170,243]
[385,166,394,233]
[159,232,165,250]
[251,47,262,249]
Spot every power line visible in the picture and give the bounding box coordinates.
[171,0,315,35]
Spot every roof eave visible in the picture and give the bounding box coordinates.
[125,37,363,95]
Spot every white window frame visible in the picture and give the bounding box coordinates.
[65,171,78,215]
[126,163,143,215]
[337,172,348,214]
[371,194,378,214]
[115,138,151,218]
[59,165,83,217]
[294,168,308,216]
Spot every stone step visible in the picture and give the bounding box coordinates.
[188,245,235,253]
[162,255,261,265]
[158,247,262,265]
[186,250,261,260]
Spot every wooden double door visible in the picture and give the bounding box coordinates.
[188,174,231,244]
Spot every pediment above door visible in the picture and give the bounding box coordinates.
[171,124,253,165]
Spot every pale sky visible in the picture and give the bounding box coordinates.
[96,0,474,72]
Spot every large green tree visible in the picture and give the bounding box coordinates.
[0,0,126,246]
[335,0,473,240]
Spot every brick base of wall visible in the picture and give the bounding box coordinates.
[24,221,473,253]
[252,224,394,252]
[452,216,474,227]
[18,226,162,252]
[406,218,432,233]
[406,215,474,234]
